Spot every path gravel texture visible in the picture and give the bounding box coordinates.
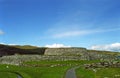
[65,66,79,78]
[17,75,22,78]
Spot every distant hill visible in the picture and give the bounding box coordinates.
[12,45,39,49]
[0,44,46,56]
[0,44,120,57]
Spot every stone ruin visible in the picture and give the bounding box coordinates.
[0,45,119,65]
[84,61,120,69]
[44,47,87,55]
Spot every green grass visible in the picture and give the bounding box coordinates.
[0,60,80,78]
[0,64,70,78]
[76,66,95,78]
[0,72,17,78]
[0,60,100,78]
[96,68,120,78]
[76,67,120,78]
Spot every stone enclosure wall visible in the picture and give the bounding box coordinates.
[44,48,87,55]
[0,55,88,65]
[0,46,119,65]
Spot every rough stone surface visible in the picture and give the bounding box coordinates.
[44,48,87,55]
[0,55,90,65]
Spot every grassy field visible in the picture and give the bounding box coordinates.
[0,60,99,78]
[1,60,119,78]
[76,66,120,78]
[0,63,71,78]
[0,72,18,78]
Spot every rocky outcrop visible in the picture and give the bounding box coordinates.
[84,61,120,69]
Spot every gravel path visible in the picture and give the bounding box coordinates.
[17,75,22,78]
[65,66,79,78]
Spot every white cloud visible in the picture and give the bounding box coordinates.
[0,43,18,46]
[91,43,120,52]
[45,43,71,48]
[0,30,4,35]
[0,43,5,44]
[8,44,18,46]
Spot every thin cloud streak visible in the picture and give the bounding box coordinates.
[53,31,89,38]
[51,28,120,38]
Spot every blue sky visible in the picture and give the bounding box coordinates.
[0,0,120,49]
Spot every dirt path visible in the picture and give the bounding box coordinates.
[65,66,79,78]
[17,74,22,78]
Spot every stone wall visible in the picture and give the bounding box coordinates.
[44,48,87,55]
[0,55,89,65]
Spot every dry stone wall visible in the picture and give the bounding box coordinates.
[44,48,87,55]
[0,55,91,65]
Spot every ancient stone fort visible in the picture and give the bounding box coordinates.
[0,44,119,65]
[44,47,87,55]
